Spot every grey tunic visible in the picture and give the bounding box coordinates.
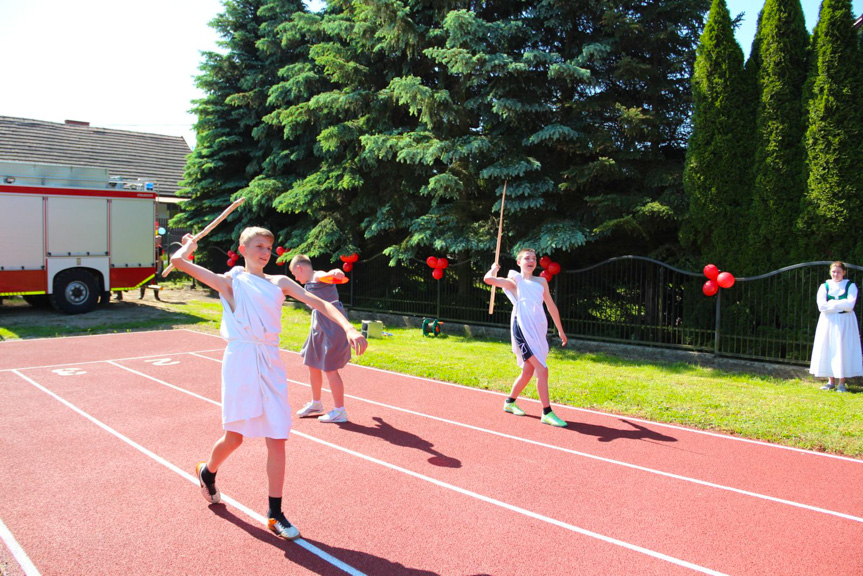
[300,281,351,371]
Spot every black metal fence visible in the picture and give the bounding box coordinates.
[334,255,862,365]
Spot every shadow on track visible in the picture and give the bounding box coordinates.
[210,504,442,575]
[523,416,678,444]
[338,416,462,468]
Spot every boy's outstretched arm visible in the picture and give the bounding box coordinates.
[170,234,232,298]
[277,276,368,355]
[542,281,568,346]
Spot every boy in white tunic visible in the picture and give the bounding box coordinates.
[484,248,569,426]
[170,227,367,540]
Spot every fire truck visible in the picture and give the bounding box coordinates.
[0,161,157,314]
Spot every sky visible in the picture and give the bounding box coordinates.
[0,0,859,149]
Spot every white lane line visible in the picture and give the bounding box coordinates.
[9,370,366,576]
[97,361,731,574]
[286,378,863,524]
[19,327,862,464]
[141,352,863,524]
[0,516,41,576]
[0,349,225,373]
[291,430,728,576]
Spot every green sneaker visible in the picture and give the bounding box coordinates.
[503,400,526,416]
[540,411,567,427]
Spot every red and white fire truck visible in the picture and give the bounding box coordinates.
[0,161,157,314]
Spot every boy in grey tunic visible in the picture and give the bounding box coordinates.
[289,254,352,422]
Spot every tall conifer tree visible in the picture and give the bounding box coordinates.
[798,0,863,261]
[747,0,809,272]
[681,0,752,271]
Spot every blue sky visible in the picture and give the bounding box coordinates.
[0,0,858,148]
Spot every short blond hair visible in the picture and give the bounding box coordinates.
[515,248,536,262]
[238,226,274,246]
[289,254,311,270]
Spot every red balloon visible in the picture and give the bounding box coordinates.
[436,257,449,269]
[547,262,561,275]
[348,252,359,263]
[188,253,194,261]
[226,258,234,267]
[342,262,353,272]
[339,254,349,262]
[540,270,553,282]
[432,268,444,280]
[703,264,719,281]
[539,256,551,268]
[227,250,236,258]
[426,256,438,268]
[717,272,735,289]
[703,280,719,297]
[276,246,285,256]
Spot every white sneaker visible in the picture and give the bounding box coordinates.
[318,408,348,423]
[837,384,847,393]
[297,400,324,417]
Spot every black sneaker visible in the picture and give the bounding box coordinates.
[268,514,300,540]
[195,462,220,504]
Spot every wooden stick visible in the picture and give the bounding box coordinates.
[162,197,245,276]
[488,180,507,315]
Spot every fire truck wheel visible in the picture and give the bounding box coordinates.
[51,269,100,315]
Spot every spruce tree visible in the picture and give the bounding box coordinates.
[798,0,863,262]
[747,0,809,273]
[681,0,752,272]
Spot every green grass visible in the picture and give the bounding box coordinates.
[3,294,861,457]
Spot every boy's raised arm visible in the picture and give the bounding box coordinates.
[170,234,232,297]
[484,263,517,292]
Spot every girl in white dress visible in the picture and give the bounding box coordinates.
[484,249,569,426]
[809,261,862,392]
[171,227,367,540]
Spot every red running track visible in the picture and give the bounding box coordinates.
[1,329,861,575]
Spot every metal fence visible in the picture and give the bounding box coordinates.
[334,255,862,365]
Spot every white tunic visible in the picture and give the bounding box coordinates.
[219,267,291,439]
[809,279,863,378]
[503,270,549,367]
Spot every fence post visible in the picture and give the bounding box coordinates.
[436,278,441,318]
[714,289,721,355]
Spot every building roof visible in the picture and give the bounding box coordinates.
[0,116,190,196]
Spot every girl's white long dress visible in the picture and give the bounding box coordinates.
[809,279,863,379]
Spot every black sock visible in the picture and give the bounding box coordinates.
[268,496,282,519]
[201,465,216,485]
[506,397,516,404]
[542,407,552,415]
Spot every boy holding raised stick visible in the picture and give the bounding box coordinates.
[171,224,367,539]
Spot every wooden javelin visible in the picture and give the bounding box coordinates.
[488,180,507,315]
[162,197,245,276]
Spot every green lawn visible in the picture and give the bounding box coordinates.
[2,294,861,457]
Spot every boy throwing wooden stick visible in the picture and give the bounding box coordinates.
[484,249,568,427]
[171,227,367,540]
[288,255,352,423]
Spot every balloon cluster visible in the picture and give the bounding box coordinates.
[340,252,359,272]
[702,264,735,296]
[538,255,562,282]
[426,256,449,280]
[275,246,286,265]
[226,249,239,268]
